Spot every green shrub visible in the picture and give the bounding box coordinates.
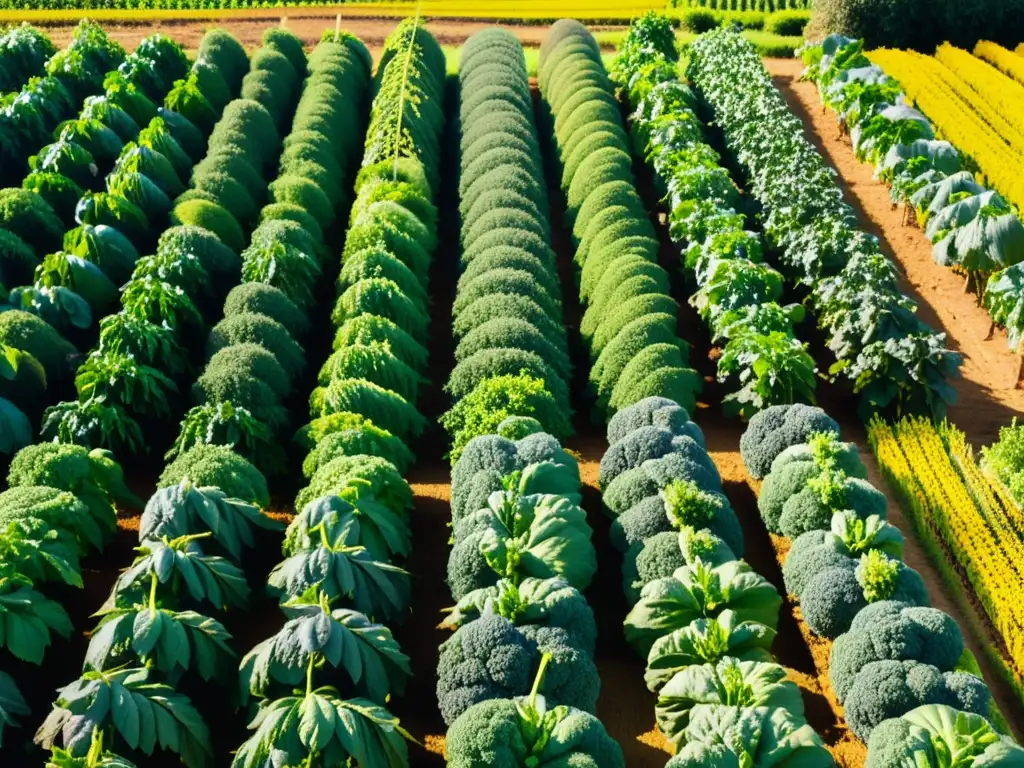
[352,200,436,255]
[451,293,567,352]
[547,59,608,115]
[309,378,426,441]
[539,19,597,70]
[223,282,310,338]
[204,341,291,397]
[356,158,431,200]
[580,237,661,300]
[560,108,627,165]
[280,160,344,206]
[461,227,552,272]
[159,444,269,507]
[461,133,541,178]
[165,73,218,134]
[250,219,320,260]
[240,69,292,128]
[332,277,428,341]
[193,170,259,224]
[197,29,249,93]
[680,8,720,32]
[333,314,428,372]
[447,348,569,410]
[157,108,205,162]
[344,221,431,285]
[262,27,306,77]
[296,453,411,515]
[455,317,570,382]
[565,148,634,216]
[573,181,647,241]
[192,148,267,202]
[766,10,810,35]
[279,138,342,177]
[462,191,547,241]
[459,146,541,201]
[193,353,288,428]
[461,112,536,156]
[259,202,324,244]
[606,344,692,410]
[338,246,428,312]
[610,362,701,415]
[588,257,669,321]
[577,206,653,263]
[592,293,680,356]
[191,58,232,113]
[461,166,547,220]
[453,267,561,323]
[356,179,436,235]
[561,128,628,191]
[318,344,423,403]
[460,84,531,125]
[158,225,240,289]
[462,208,547,252]
[553,86,617,139]
[0,188,63,257]
[460,64,529,99]
[23,171,85,226]
[170,199,246,254]
[0,309,76,382]
[582,274,670,340]
[212,100,279,167]
[0,228,39,287]
[206,312,305,379]
[540,38,599,90]
[299,413,414,477]
[592,313,681,394]
[457,247,558,305]
[441,373,571,464]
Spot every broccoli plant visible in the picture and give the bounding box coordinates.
[0,564,72,663]
[168,402,281,471]
[0,514,82,587]
[655,658,805,746]
[865,704,1024,767]
[105,534,250,611]
[74,350,178,420]
[240,587,410,707]
[284,483,411,563]
[666,704,833,767]
[0,670,28,747]
[447,487,596,600]
[98,313,188,378]
[267,518,409,622]
[644,610,777,694]
[41,397,145,455]
[34,667,211,768]
[441,577,597,657]
[139,480,281,561]
[445,652,625,767]
[624,559,781,657]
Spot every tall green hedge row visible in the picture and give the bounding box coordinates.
[440,28,572,462]
[537,19,701,419]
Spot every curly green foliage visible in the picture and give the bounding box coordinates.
[262,27,306,77]
[606,396,698,446]
[223,283,309,338]
[0,485,102,553]
[980,417,1024,507]
[193,344,291,427]
[442,374,571,464]
[333,314,428,372]
[778,475,887,539]
[197,28,248,92]
[457,247,558,305]
[455,317,570,383]
[436,612,599,726]
[206,312,305,380]
[317,343,423,404]
[452,267,562,325]
[332,278,429,343]
[0,188,64,257]
[296,453,411,514]
[447,348,569,412]
[259,202,324,245]
[607,347,702,416]
[452,294,567,354]
[603,451,723,517]
[590,313,684,399]
[309,378,426,442]
[0,228,39,289]
[158,444,269,507]
[338,246,428,314]
[299,416,414,477]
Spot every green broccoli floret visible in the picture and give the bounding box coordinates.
[497,416,545,440]
[295,454,411,515]
[158,444,269,507]
[223,282,310,338]
[443,577,597,657]
[606,396,703,448]
[622,531,685,603]
[598,427,705,489]
[610,496,671,552]
[844,660,990,742]
[739,404,840,479]
[436,612,599,726]
[758,461,819,533]
[778,477,887,539]
[830,602,964,703]
[770,440,867,478]
[801,556,930,639]
[298,414,414,477]
[603,452,722,516]
[783,530,853,598]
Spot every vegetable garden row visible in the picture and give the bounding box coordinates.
[0,11,1021,768]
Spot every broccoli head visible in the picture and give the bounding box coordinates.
[0,485,96,552]
[865,704,1024,768]
[603,452,722,516]
[436,612,599,726]
[801,555,930,639]
[778,476,888,540]
[623,531,685,603]
[739,404,839,479]
[158,444,269,507]
[770,440,866,478]
[445,670,623,768]
[830,602,964,703]
[606,397,698,445]
[599,426,706,489]
[783,530,854,599]
[442,577,597,657]
[610,495,671,552]
[843,660,990,742]
[757,461,819,533]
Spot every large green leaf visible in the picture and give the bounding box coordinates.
[0,567,73,663]
[0,516,82,587]
[933,209,1024,274]
[240,588,410,706]
[285,492,410,563]
[232,688,410,768]
[34,667,211,768]
[0,397,32,455]
[0,670,29,747]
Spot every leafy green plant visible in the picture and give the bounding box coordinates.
[41,397,145,454]
[74,350,177,419]
[718,332,818,418]
[97,312,188,376]
[46,728,136,767]
[34,667,212,768]
[240,587,410,706]
[0,516,82,587]
[0,670,28,748]
[0,565,72,662]
[120,276,202,332]
[168,402,280,467]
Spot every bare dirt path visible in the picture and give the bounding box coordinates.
[765,57,1024,448]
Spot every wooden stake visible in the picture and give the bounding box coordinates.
[336,13,342,38]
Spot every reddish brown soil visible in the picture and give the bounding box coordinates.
[765,57,1024,449]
